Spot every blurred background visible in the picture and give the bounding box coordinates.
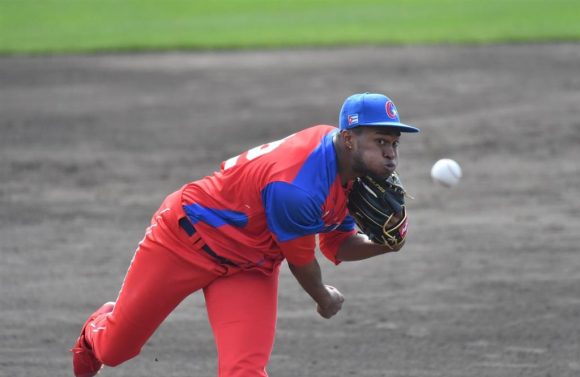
[1,1,580,377]
[2,0,580,53]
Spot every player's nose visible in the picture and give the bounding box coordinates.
[382,145,396,159]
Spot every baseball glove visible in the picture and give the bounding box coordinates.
[347,173,409,249]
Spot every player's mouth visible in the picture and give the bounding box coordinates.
[377,163,396,177]
[384,162,396,171]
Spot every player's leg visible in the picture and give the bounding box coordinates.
[72,191,221,375]
[88,241,217,366]
[72,239,209,376]
[204,267,280,377]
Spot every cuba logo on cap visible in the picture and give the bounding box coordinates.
[385,100,398,120]
[348,114,359,125]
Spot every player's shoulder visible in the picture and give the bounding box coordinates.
[267,125,335,177]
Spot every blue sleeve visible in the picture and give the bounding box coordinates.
[261,182,323,242]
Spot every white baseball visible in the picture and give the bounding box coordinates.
[430,159,462,187]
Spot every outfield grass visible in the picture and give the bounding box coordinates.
[1,0,580,54]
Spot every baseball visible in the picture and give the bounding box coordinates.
[430,159,462,187]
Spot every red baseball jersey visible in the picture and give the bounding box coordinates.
[181,125,357,271]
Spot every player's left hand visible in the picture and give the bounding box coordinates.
[347,173,409,250]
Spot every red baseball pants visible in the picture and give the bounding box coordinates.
[82,190,280,377]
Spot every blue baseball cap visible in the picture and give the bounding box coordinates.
[339,93,420,133]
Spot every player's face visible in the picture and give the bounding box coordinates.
[350,127,400,178]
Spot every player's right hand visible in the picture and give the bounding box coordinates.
[316,285,344,319]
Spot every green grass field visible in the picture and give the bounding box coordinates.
[1,0,580,54]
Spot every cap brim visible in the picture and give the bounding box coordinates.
[361,122,420,133]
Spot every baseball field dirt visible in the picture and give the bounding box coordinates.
[1,44,579,377]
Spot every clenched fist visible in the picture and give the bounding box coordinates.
[316,285,344,319]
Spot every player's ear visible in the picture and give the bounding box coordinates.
[340,130,354,150]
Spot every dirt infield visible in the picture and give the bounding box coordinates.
[1,44,579,377]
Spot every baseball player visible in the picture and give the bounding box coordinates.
[71,92,420,377]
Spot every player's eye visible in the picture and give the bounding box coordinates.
[377,139,386,145]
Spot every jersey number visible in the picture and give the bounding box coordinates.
[223,134,293,170]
